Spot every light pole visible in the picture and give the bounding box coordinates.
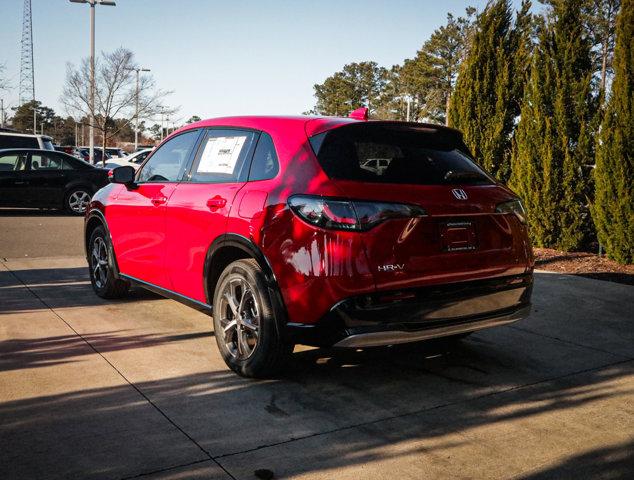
[0,99,5,128]
[124,66,150,151]
[406,95,411,122]
[31,104,37,134]
[69,0,116,164]
[159,106,165,141]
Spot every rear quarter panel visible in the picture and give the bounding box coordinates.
[225,121,376,325]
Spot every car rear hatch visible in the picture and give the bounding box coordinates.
[309,122,531,291]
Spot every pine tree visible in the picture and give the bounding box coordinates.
[592,0,633,264]
[510,0,596,251]
[418,9,476,124]
[448,0,531,182]
[313,62,388,117]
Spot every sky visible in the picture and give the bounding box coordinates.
[0,0,527,124]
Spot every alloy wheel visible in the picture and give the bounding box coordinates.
[91,236,109,289]
[218,277,261,360]
[68,191,91,213]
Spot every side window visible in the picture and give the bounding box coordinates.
[138,130,200,183]
[249,133,279,181]
[0,153,28,171]
[30,153,63,170]
[62,159,76,170]
[188,129,257,183]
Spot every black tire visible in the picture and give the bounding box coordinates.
[212,259,292,378]
[65,187,92,215]
[88,225,129,299]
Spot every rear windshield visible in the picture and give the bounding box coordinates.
[310,123,493,185]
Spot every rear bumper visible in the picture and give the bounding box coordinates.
[286,273,532,347]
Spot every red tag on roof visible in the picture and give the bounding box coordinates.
[348,107,369,121]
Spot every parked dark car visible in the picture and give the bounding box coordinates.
[54,145,85,159]
[0,148,109,214]
[78,147,111,164]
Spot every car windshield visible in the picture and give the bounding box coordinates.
[310,123,493,185]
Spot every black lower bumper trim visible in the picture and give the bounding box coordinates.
[286,273,533,347]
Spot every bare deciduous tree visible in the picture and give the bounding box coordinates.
[61,48,175,165]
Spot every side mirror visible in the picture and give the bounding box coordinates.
[110,165,136,187]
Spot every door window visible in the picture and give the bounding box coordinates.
[62,159,77,170]
[0,153,28,171]
[137,130,200,183]
[30,153,63,171]
[248,133,279,181]
[188,129,257,183]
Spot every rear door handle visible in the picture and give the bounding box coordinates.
[151,196,168,206]
[15,181,28,185]
[206,195,227,210]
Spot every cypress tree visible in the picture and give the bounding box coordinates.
[510,43,559,246]
[592,0,633,264]
[449,0,526,182]
[509,0,596,251]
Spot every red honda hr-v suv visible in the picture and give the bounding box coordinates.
[85,111,533,377]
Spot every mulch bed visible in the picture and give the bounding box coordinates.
[534,247,634,286]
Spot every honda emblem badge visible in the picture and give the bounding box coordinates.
[452,189,468,200]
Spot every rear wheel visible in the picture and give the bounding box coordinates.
[88,225,129,299]
[65,187,92,215]
[213,259,292,378]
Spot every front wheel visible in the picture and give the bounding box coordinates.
[88,225,129,299]
[213,259,292,378]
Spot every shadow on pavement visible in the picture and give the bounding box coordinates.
[0,344,632,480]
[0,265,163,313]
[0,330,214,372]
[1,264,634,478]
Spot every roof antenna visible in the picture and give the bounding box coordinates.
[348,107,369,121]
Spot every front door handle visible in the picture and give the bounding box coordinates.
[15,181,28,185]
[151,196,168,206]
[207,195,227,210]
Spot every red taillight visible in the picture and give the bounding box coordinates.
[288,195,427,231]
[321,202,357,226]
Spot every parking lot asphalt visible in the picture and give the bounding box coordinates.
[1,216,633,479]
[0,209,85,259]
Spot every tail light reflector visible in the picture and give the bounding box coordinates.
[288,195,427,231]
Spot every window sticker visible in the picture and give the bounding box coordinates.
[197,135,247,174]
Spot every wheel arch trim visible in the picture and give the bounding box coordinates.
[203,233,289,330]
